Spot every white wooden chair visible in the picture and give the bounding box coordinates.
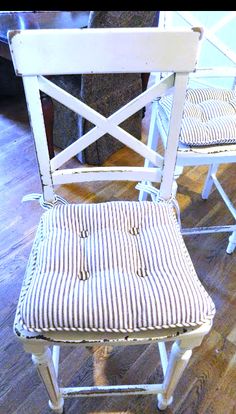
[8,27,215,413]
[139,68,236,254]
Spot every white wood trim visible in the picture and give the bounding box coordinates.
[139,99,160,202]
[227,231,236,254]
[177,150,236,166]
[158,342,168,375]
[8,27,201,75]
[20,320,213,346]
[52,167,161,185]
[60,384,163,398]
[202,163,219,199]
[182,225,236,235]
[51,125,163,173]
[110,73,175,126]
[38,76,107,129]
[106,125,162,167]
[31,347,64,410]
[159,72,190,200]
[52,127,103,171]
[22,77,55,203]
[158,341,192,409]
[52,345,60,378]
[38,74,173,171]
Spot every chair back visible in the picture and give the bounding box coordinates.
[8,27,202,202]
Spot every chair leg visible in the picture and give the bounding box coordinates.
[157,326,209,411]
[227,230,236,254]
[202,163,219,200]
[24,343,64,413]
[157,341,192,410]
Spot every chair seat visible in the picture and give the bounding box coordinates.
[158,87,236,147]
[17,201,215,334]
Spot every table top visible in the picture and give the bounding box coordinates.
[0,11,90,43]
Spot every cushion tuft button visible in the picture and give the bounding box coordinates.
[79,230,89,238]
[129,227,139,235]
[78,270,90,280]
[137,268,148,277]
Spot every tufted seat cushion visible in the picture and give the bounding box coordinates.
[17,201,215,334]
[158,88,236,146]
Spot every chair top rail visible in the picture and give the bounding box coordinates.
[8,27,202,76]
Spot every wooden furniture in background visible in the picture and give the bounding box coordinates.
[0,11,90,158]
[51,11,159,165]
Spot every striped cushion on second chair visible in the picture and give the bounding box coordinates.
[159,88,236,146]
[17,201,215,334]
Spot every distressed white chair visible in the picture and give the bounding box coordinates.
[8,27,215,413]
[139,68,236,254]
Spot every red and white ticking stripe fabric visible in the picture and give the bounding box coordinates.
[17,201,215,333]
[159,88,236,147]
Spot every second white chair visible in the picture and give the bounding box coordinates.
[140,73,236,254]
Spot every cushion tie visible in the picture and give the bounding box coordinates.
[21,193,69,210]
[129,227,140,236]
[78,228,90,280]
[135,182,181,228]
[129,226,148,277]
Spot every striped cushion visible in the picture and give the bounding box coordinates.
[159,88,236,146]
[17,201,215,333]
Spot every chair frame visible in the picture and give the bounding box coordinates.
[139,67,236,254]
[8,27,212,412]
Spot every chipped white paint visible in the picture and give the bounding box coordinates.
[52,167,162,185]
[30,346,64,413]
[60,384,163,398]
[21,322,212,412]
[8,27,201,75]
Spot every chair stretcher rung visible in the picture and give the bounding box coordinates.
[182,225,235,235]
[60,383,163,398]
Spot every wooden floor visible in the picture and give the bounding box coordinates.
[0,93,236,414]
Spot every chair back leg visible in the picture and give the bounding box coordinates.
[157,323,211,410]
